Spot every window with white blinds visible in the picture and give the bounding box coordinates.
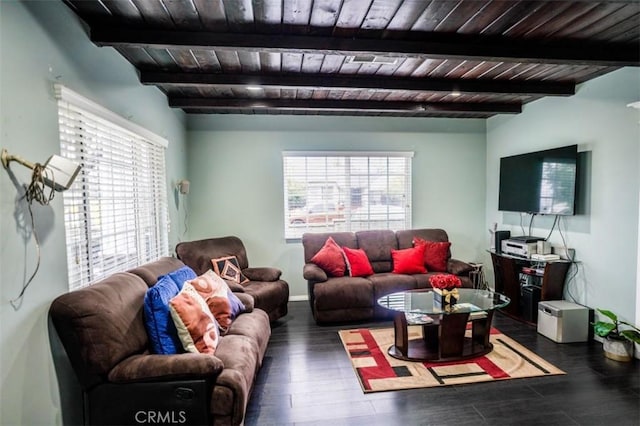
[56,85,169,290]
[283,151,413,239]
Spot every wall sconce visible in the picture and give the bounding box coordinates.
[176,179,190,195]
[1,148,81,192]
[2,148,82,309]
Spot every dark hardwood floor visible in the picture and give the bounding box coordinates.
[246,301,639,426]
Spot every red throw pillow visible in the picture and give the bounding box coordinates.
[310,237,346,277]
[391,245,427,274]
[342,247,374,277]
[414,237,451,272]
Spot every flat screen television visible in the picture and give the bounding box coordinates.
[498,145,578,215]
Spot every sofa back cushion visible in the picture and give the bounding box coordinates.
[355,230,397,273]
[49,272,149,389]
[302,232,357,263]
[310,236,347,277]
[128,256,187,287]
[176,236,249,275]
[396,229,451,252]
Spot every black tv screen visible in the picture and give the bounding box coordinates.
[498,145,578,215]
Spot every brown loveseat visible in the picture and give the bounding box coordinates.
[50,239,288,426]
[302,228,474,324]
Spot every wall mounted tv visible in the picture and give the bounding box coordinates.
[498,144,578,215]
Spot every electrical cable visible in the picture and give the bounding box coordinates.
[520,213,526,235]
[528,213,535,236]
[25,163,55,206]
[183,194,189,240]
[557,215,580,304]
[9,164,55,309]
[564,262,580,304]
[544,215,559,241]
[558,216,574,261]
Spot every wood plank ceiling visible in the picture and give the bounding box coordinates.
[64,0,640,119]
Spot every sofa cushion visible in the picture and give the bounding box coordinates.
[188,270,236,332]
[313,277,373,311]
[176,236,250,275]
[355,230,397,273]
[396,228,451,249]
[342,247,374,277]
[212,255,249,285]
[169,282,221,354]
[391,245,427,274]
[128,257,189,287]
[310,236,346,277]
[226,308,271,363]
[414,238,451,272]
[166,265,198,287]
[227,290,246,319]
[144,274,185,355]
[302,231,357,263]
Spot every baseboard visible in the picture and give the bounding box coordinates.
[289,295,308,302]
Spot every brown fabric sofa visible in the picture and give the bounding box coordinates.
[176,236,289,322]
[302,228,474,324]
[49,256,270,426]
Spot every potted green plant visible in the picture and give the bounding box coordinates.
[592,309,640,362]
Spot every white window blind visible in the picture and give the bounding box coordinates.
[56,84,169,290]
[283,151,413,239]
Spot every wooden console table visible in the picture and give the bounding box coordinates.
[490,251,571,323]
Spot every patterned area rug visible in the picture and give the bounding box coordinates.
[338,326,565,393]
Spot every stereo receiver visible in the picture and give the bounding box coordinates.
[501,239,538,258]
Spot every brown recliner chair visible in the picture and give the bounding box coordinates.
[176,236,289,322]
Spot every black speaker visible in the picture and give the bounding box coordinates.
[521,285,541,323]
[494,230,511,254]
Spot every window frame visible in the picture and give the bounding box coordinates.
[55,84,170,290]
[282,151,413,240]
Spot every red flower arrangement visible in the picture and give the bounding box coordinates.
[429,274,462,290]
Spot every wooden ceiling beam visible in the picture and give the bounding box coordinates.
[168,97,522,114]
[142,71,574,96]
[91,26,640,67]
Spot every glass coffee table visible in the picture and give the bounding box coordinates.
[377,288,510,362]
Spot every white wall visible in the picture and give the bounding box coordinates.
[486,67,640,325]
[0,1,188,424]
[186,115,487,298]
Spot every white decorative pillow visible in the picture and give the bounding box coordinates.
[188,270,234,332]
[169,282,220,354]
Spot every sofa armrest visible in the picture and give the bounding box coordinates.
[224,280,246,293]
[447,258,475,276]
[234,292,255,312]
[108,353,224,383]
[303,263,327,282]
[242,267,282,282]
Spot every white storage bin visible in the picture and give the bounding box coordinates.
[537,300,588,343]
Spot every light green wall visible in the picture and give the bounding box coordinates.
[0,1,188,425]
[2,1,638,423]
[186,115,487,298]
[486,67,640,326]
